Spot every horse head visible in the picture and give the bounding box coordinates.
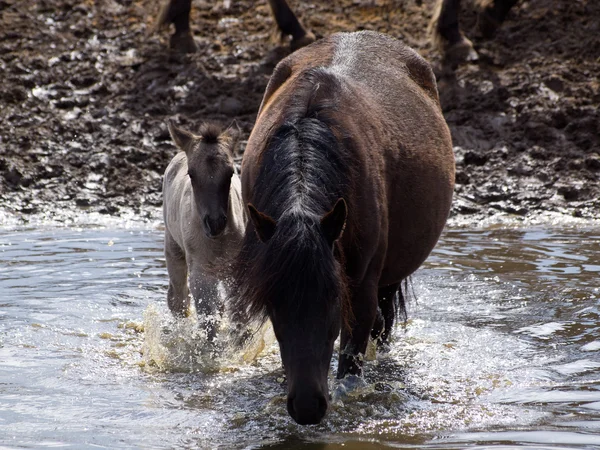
[168,121,237,238]
[246,198,348,424]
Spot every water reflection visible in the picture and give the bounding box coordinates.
[0,226,598,448]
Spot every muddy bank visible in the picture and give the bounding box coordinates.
[1,0,598,224]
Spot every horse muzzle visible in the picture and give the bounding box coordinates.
[202,214,227,238]
[286,387,329,425]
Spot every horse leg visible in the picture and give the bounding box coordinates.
[188,267,221,342]
[165,232,190,317]
[371,282,401,347]
[267,0,315,51]
[429,0,478,64]
[156,0,197,53]
[337,278,379,379]
[477,0,519,38]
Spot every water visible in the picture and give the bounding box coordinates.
[1,223,599,449]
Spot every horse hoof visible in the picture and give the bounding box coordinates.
[170,31,198,54]
[290,31,316,52]
[443,36,478,66]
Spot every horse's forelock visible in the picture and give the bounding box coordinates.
[198,122,224,144]
[228,217,347,327]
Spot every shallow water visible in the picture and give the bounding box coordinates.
[1,224,599,449]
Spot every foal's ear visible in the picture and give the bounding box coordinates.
[247,204,277,243]
[168,120,196,152]
[321,198,347,246]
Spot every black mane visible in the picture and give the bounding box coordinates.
[228,78,354,325]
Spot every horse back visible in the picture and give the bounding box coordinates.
[245,31,454,285]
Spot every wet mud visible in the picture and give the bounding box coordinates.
[1,0,599,222]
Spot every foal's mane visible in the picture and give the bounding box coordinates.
[228,68,354,326]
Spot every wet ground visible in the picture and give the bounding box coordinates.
[1,223,599,448]
[1,0,599,223]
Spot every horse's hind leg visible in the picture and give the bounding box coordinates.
[165,232,190,317]
[429,0,478,64]
[337,277,379,379]
[477,0,519,38]
[371,282,401,347]
[156,0,197,53]
[267,0,315,51]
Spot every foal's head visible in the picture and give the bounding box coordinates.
[168,121,236,237]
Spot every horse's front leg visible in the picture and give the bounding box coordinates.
[267,0,315,51]
[337,278,379,379]
[188,266,221,342]
[165,232,190,317]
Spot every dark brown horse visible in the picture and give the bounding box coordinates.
[156,0,314,54]
[229,31,455,424]
[157,0,518,64]
[430,0,519,63]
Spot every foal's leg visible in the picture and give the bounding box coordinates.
[477,0,519,38]
[371,282,401,346]
[165,232,190,317]
[188,265,221,342]
[429,0,478,64]
[156,0,197,53]
[337,277,379,379]
[267,0,315,51]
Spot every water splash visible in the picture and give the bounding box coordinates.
[140,303,275,374]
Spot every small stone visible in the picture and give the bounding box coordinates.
[463,151,488,166]
[455,170,470,185]
[585,155,600,171]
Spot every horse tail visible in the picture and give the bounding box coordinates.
[396,278,412,323]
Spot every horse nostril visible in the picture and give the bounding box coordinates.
[287,392,328,425]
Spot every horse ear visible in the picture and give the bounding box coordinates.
[168,120,196,153]
[247,204,277,243]
[321,198,347,246]
[225,119,242,156]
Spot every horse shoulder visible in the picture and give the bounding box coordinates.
[163,153,196,246]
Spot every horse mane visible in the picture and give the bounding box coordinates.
[228,72,355,328]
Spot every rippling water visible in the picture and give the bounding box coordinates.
[1,224,599,449]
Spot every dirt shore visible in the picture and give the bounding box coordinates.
[1,0,599,225]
